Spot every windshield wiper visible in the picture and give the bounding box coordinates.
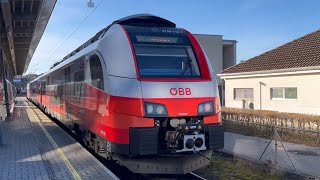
[179,57,192,78]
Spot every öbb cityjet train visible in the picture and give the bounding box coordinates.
[27,14,224,174]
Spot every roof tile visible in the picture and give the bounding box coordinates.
[221,30,320,74]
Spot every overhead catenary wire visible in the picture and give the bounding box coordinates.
[47,0,104,64]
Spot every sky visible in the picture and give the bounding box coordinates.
[26,0,320,74]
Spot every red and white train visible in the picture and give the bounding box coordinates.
[27,14,224,174]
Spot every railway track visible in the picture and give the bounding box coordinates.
[34,101,208,180]
[188,172,207,180]
[138,172,207,180]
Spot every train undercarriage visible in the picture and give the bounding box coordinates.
[82,116,223,174]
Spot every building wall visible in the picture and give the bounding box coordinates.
[224,73,320,115]
[194,35,223,84]
[223,45,236,69]
[194,34,237,106]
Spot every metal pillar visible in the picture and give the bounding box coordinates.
[0,49,5,145]
[0,117,2,145]
[0,49,10,118]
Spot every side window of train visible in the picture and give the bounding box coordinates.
[74,70,84,82]
[47,76,50,86]
[65,66,71,83]
[42,80,46,95]
[89,55,104,90]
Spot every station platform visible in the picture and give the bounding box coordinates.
[0,97,118,180]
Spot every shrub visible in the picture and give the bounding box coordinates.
[222,107,320,146]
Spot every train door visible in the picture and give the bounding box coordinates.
[84,54,105,129]
[64,66,71,126]
[40,81,42,105]
[36,80,41,104]
[83,56,91,129]
[40,79,45,107]
[0,83,3,103]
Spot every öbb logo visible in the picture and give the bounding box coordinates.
[170,88,192,96]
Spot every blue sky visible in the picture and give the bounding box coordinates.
[26,0,320,74]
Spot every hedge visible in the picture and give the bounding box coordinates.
[221,107,320,146]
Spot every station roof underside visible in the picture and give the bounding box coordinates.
[0,0,56,75]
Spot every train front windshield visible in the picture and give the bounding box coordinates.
[125,26,201,79]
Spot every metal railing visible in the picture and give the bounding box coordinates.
[222,118,320,178]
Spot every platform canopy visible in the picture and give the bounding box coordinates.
[0,0,56,75]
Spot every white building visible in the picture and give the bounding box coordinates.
[219,30,320,115]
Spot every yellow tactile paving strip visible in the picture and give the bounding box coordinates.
[25,102,82,180]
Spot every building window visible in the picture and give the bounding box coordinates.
[270,87,297,100]
[234,88,253,100]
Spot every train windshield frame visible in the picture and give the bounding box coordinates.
[124,26,201,79]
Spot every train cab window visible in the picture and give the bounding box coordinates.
[125,26,201,79]
[90,55,104,90]
[134,45,200,78]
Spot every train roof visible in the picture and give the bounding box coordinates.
[30,14,178,84]
[50,14,176,69]
[113,14,176,28]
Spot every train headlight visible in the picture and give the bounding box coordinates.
[156,106,165,114]
[144,102,168,117]
[198,104,204,113]
[146,104,154,114]
[205,103,211,112]
[198,101,214,116]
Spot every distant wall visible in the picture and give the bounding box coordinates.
[194,35,223,84]
[223,44,236,69]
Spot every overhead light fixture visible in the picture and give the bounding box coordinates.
[87,0,94,7]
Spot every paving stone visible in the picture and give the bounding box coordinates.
[0,98,118,180]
